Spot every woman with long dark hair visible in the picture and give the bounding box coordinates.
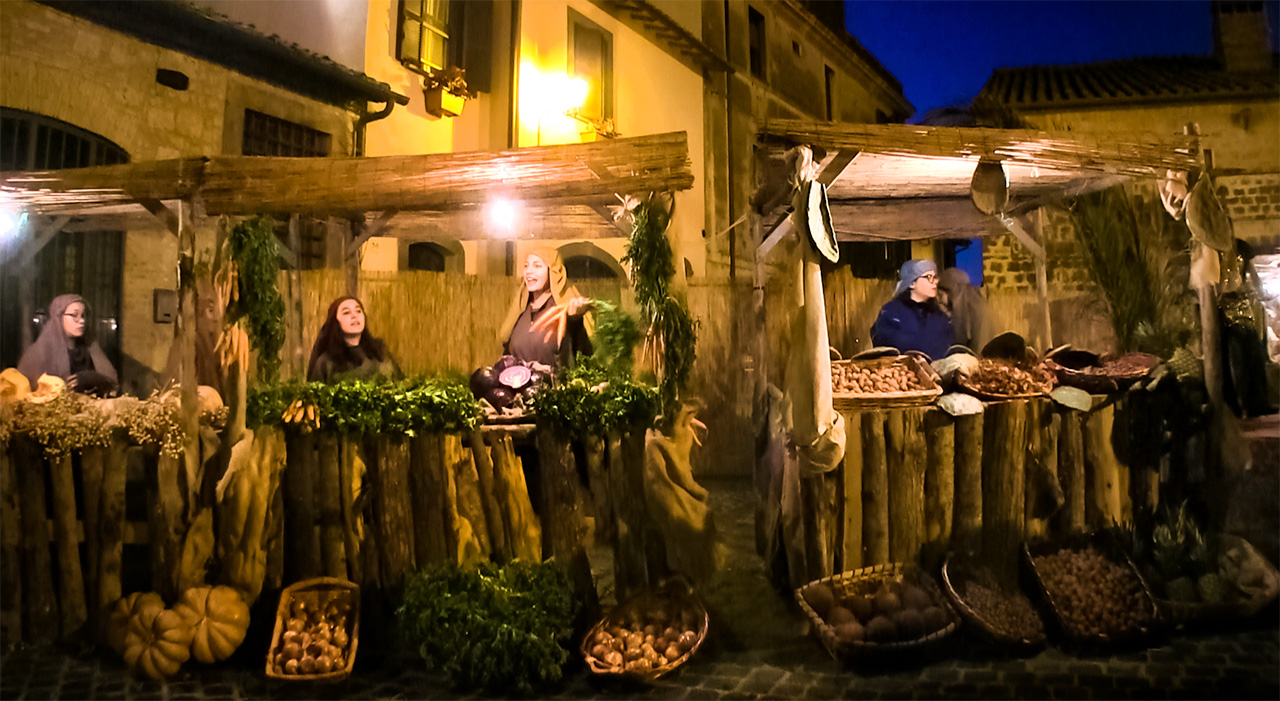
[18,293,118,396]
[307,296,402,382]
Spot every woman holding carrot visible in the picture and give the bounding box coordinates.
[498,247,595,371]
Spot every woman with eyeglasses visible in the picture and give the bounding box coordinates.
[17,294,118,396]
[870,260,954,361]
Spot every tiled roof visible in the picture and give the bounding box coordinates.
[36,0,399,109]
[980,55,1279,111]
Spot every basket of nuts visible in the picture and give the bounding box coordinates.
[956,358,1054,401]
[1022,534,1160,648]
[940,552,1046,649]
[265,577,359,682]
[581,578,708,682]
[831,354,942,410]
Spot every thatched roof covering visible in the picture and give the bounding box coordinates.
[0,132,693,236]
[758,119,1201,242]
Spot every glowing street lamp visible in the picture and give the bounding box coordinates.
[518,62,589,144]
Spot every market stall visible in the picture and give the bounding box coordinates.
[749,119,1253,598]
[0,131,699,667]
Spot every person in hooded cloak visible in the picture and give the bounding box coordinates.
[498,247,595,370]
[18,293,118,396]
[937,267,993,352]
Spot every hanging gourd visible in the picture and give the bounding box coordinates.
[106,592,165,656]
[121,605,196,679]
[970,157,1008,215]
[174,585,251,663]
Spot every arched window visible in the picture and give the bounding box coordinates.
[407,242,448,272]
[0,108,128,371]
[564,254,618,280]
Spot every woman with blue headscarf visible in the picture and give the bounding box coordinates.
[870,259,954,360]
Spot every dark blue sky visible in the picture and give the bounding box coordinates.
[846,0,1279,121]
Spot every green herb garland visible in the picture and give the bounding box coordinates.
[227,216,286,383]
[397,560,578,694]
[529,359,660,441]
[246,377,482,435]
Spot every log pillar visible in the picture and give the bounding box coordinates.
[887,408,926,566]
[981,400,1028,575]
[409,434,449,566]
[923,409,955,569]
[282,431,321,580]
[316,434,347,580]
[17,439,56,643]
[861,413,889,567]
[1,442,23,645]
[952,413,984,554]
[1083,403,1125,529]
[839,410,863,573]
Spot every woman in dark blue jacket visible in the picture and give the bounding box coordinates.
[870,259,954,361]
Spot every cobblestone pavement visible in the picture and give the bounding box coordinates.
[3,478,1277,700]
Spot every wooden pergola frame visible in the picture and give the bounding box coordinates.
[752,119,1203,351]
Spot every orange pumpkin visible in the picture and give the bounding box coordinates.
[106,592,165,656]
[175,585,251,663]
[122,606,194,679]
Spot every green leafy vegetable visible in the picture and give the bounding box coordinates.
[529,357,660,441]
[226,216,286,383]
[398,560,578,694]
[246,377,482,434]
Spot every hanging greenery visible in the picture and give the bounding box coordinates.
[246,377,482,435]
[226,216,286,384]
[1069,186,1194,355]
[588,299,642,379]
[615,192,698,423]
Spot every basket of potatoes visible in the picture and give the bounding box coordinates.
[581,579,708,682]
[830,351,942,410]
[265,577,359,682]
[795,562,959,664]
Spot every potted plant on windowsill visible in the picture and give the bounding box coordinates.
[424,66,472,118]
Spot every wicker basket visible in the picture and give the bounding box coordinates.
[831,355,943,410]
[582,579,709,682]
[939,553,1046,649]
[794,562,959,664]
[265,577,360,682]
[1021,534,1161,648]
[956,359,1054,401]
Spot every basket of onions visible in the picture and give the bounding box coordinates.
[581,578,708,682]
[265,577,359,682]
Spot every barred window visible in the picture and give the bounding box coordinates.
[242,109,331,157]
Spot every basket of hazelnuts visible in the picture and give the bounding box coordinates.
[265,577,360,682]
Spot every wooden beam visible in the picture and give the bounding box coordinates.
[756,215,796,262]
[827,197,1004,242]
[138,199,179,236]
[345,210,398,261]
[997,213,1046,262]
[7,215,70,268]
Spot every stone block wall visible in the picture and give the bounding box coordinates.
[1,1,359,390]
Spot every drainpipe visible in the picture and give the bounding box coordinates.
[355,88,411,156]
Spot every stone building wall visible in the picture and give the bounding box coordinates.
[1,1,358,392]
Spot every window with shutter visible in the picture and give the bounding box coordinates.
[567,10,613,123]
[399,0,451,73]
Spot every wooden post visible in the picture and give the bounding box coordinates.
[409,434,449,566]
[373,435,415,591]
[49,453,88,638]
[839,410,863,572]
[97,440,128,642]
[490,433,541,564]
[535,431,597,614]
[981,400,1027,574]
[17,440,56,643]
[283,431,321,580]
[861,413,889,567]
[801,473,834,581]
[265,478,285,593]
[469,429,508,561]
[1083,403,1125,529]
[923,409,955,569]
[150,451,185,599]
[1025,401,1061,542]
[339,437,368,586]
[440,434,481,566]
[608,430,647,597]
[1,443,23,646]
[582,435,613,549]
[1056,410,1087,535]
[446,434,491,560]
[886,409,926,566]
[316,433,347,580]
[80,446,104,621]
[952,413,984,554]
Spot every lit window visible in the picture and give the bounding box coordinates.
[399,0,450,73]
[568,10,613,123]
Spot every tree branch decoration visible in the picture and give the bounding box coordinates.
[614,192,698,424]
